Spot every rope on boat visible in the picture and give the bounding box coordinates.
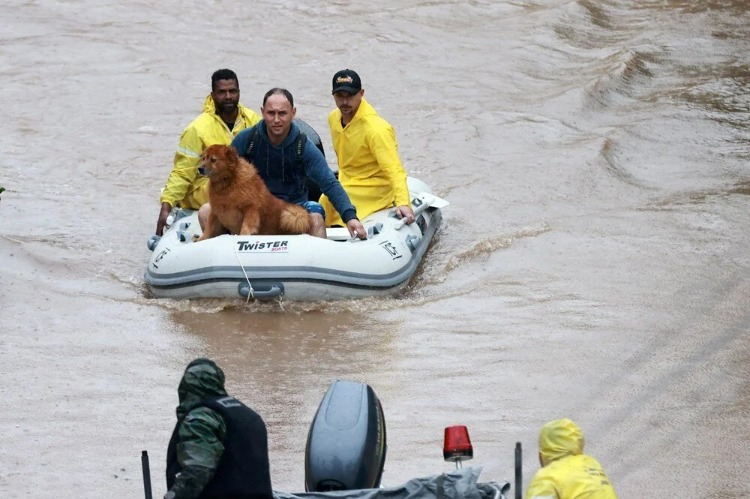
[234,244,254,302]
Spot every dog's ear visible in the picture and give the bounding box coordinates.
[225,145,240,161]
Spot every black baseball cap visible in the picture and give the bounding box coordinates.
[332,69,362,94]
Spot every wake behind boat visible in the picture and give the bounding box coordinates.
[144,177,447,301]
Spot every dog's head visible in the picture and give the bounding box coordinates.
[198,144,240,178]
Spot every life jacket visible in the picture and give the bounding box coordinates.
[166,396,273,499]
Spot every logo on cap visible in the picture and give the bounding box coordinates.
[332,69,361,94]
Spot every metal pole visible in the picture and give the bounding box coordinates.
[514,442,522,499]
[142,450,153,499]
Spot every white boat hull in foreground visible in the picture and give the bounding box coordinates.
[144,178,446,301]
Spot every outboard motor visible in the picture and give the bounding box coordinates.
[304,380,387,492]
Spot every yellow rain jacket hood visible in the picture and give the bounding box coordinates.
[321,98,410,226]
[160,95,261,209]
[526,419,618,499]
[539,418,584,466]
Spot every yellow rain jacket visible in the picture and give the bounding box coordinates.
[159,95,261,209]
[320,98,410,226]
[526,419,618,499]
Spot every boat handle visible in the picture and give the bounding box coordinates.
[147,235,161,251]
[238,282,284,299]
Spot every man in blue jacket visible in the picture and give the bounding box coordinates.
[209,88,366,239]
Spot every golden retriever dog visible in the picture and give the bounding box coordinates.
[196,144,311,241]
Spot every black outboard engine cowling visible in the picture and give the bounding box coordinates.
[304,380,387,492]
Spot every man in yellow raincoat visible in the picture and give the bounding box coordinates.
[320,69,415,227]
[526,418,618,499]
[155,69,261,236]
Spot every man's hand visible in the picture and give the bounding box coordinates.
[346,218,367,240]
[394,205,415,225]
[156,202,173,236]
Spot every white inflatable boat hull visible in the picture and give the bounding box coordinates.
[144,178,445,301]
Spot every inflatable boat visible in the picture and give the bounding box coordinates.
[144,177,447,301]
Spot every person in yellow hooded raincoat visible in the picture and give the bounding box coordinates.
[320,69,415,227]
[155,69,261,236]
[526,418,618,499]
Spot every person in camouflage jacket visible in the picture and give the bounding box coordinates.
[164,358,273,499]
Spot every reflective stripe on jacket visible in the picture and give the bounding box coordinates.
[160,95,261,209]
[320,98,410,226]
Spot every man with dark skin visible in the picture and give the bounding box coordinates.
[155,69,261,236]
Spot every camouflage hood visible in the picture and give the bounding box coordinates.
[176,358,228,418]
